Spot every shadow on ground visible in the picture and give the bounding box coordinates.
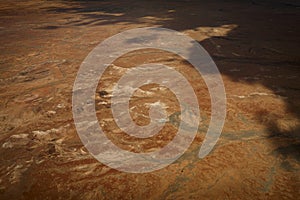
[41,0,300,166]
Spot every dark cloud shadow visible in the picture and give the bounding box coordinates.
[40,0,300,167]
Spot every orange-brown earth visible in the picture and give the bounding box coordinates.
[0,0,299,199]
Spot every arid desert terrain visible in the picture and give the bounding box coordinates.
[0,0,299,199]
